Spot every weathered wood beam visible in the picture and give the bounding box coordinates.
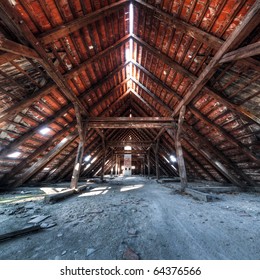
[132,34,192,79]
[12,133,78,188]
[133,77,255,184]
[175,106,188,191]
[0,2,88,115]
[132,48,260,126]
[87,117,174,129]
[147,148,151,177]
[98,88,131,117]
[67,35,130,79]
[54,133,100,181]
[0,54,129,126]
[133,0,259,70]
[114,150,145,154]
[182,133,246,189]
[70,104,86,189]
[190,108,260,164]
[38,0,130,45]
[1,122,76,184]
[88,78,130,112]
[134,0,223,49]
[108,141,152,147]
[172,1,260,116]
[155,138,160,180]
[101,139,106,181]
[0,82,56,125]
[131,100,203,179]
[219,41,260,64]
[131,77,173,115]
[0,52,20,65]
[0,33,42,61]
[130,89,155,113]
[161,134,214,180]
[183,123,255,187]
[0,103,71,158]
[133,64,259,164]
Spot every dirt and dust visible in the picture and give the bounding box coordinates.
[0,176,259,260]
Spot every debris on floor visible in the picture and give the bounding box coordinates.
[123,247,140,260]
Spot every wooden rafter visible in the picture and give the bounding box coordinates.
[11,133,78,188]
[38,0,130,45]
[172,1,260,116]
[219,41,260,64]
[131,41,260,126]
[0,33,42,61]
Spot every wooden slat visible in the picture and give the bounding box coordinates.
[173,1,260,116]
[12,133,78,188]
[219,41,260,64]
[0,52,20,65]
[38,0,130,45]
[0,34,42,61]
[134,0,224,50]
[175,106,188,191]
[0,2,88,115]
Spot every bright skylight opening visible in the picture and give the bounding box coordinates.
[170,155,177,162]
[7,151,21,158]
[126,3,134,68]
[129,3,133,34]
[40,127,51,135]
[84,155,91,162]
[124,146,132,150]
[61,137,68,143]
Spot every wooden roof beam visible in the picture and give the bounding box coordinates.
[130,96,216,179]
[219,41,260,64]
[131,43,260,126]
[0,60,129,126]
[133,0,259,71]
[0,3,88,115]
[39,0,130,45]
[172,1,260,116]
[1,121,76,185]
[132,78,257,185]
[88,78,130,112]
[99,89,131,116]
[134,0,223,50]
[11,133,78,188]
[0,52,20,66]
[87,117,174,129]
[0,33,42,61]
[0,103,72,158]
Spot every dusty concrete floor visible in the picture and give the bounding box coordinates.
[0,176,260,260]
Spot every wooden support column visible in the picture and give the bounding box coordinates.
[155,138,160,180]
[101,139,106,181]
[175,106,188,192]
[115,154,118,176]
[147,148,151,177]
[70,104,86,189]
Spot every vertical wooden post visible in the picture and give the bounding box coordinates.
[101,139,106,181]
[155,138,160,180]
[147,148,151,177]
[115,154,118,176]
[118,156,121,175]
[175,105,188,192]
[70,104,86,189]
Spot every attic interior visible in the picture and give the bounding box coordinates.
[0,0,259,260]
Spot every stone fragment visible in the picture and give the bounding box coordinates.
[123,247,140,260]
